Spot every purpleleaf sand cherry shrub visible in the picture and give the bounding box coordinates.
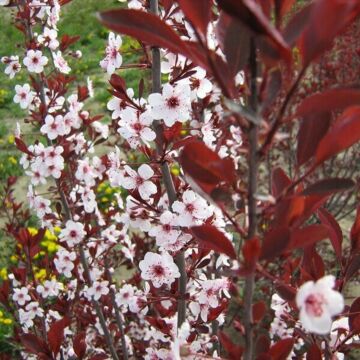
[0,0,360,359]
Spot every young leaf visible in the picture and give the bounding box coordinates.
[191,224,237,259]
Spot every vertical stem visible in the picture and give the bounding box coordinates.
[243,39,258,360]
[149,0,187,328]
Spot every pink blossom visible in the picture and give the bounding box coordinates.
[36,279,62,298]
[87,281,110,301]
[53,51,71,74]
[40,114,66,140]
[139,251,180,288]
[149,210,181,247]
[13,84,33,109]
[1,55,21,78]
[296,275,344,335]
[54,248,76,278]
[148,83,191,127]
[118,108,156,148]
[12,287,31,306]
[172,190,213,226]
[38,27,59,50]
[23,49,48,73]
[122,164,157,200]
[100,32,122,75]
[59,220,86,247]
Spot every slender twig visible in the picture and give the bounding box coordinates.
[243,39,258,360]
[149,0,187,328]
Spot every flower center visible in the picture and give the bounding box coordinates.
[152,265,165,276]
[163,224,171,232]
[166,96,179,109]
[132,122,143,132]
[305,293,325,317]
[185,203,195,213]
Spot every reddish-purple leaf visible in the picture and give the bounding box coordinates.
[271,167,291,197]
[297,87,360,117]
[99,9,236,98]
[47,317,71,356]
[351,206,360,252]
[344,253,360,283]
[260,226,291,260]
[318,208,343,261]
[349,297,360,333]
[274,196,305,227]
[296,112,330,166]
[219,331,244,359]
[301,178,355,196]
[274,0,296,21]
[298,0,360,65]
[216,12,251,76]
[252,301,267,323]
[255,334,271,357]
[315,106,360,166]
[288,224,329,250]
[177,0,211,36]
[99,9,187,57]
[306,343,322,360]
[217,0,291,61]
[275,283,296,302]
[73,332,86,359]
[268,338,295,360]
[241,237,261,273]
[15,137,32,156]
[191,224,237,259]
[20,334,49,355]
[283,2,314,47]
[179,141,236,187]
